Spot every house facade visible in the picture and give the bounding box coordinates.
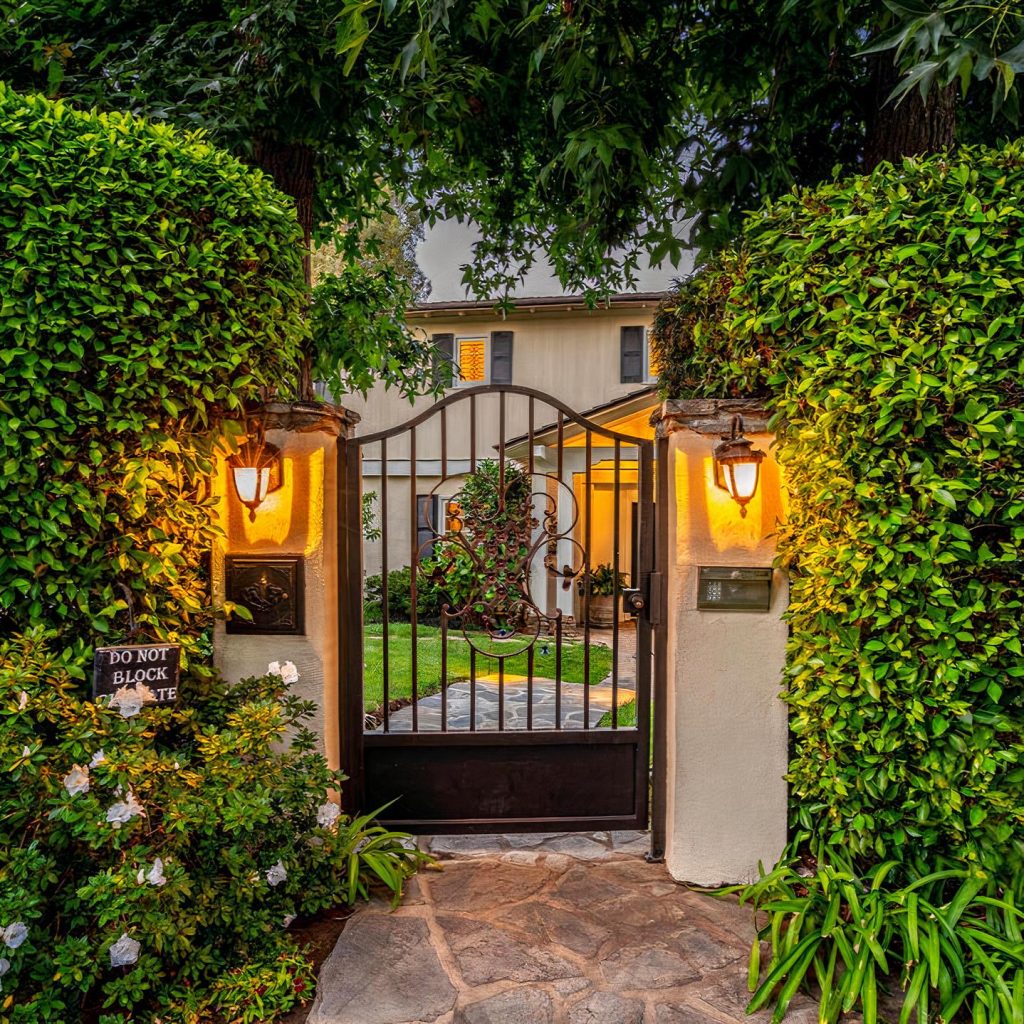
[341,292,666,620]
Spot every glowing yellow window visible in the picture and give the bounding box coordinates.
[458,338,487,383]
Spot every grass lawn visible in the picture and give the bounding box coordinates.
[364,623,613,711]
[597,698,637,728]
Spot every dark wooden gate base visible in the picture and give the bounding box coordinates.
[365,731,644,834]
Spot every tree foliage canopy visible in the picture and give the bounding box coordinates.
[2,2,1022,283]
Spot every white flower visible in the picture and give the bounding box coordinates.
[109,933,141,967]
[106,790,146,827]
[2,923,28,950]
[282,914,296,928]
[0,956,8,992]
[265,860,287,887]
[20,746,31,759]
[136,857,166,887]
[109,684,155,718]
[316,802,341,829]
[63,765,90,796]
[17,691,28,710]
[89,749,106,767]
[267,660,299,684]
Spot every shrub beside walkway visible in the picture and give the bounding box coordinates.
[307,833,818,1024]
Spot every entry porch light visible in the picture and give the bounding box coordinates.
[712,415,765,518]
[228,423,283,522]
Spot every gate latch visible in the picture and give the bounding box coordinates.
[622,588,645,616]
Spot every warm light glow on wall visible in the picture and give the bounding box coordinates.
[673,444,775,559]
[227,447,324,556]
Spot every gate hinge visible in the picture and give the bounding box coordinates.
[647,571,663,626]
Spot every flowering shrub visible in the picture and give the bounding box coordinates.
[0,631,427,1023]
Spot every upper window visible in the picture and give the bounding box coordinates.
[620,326,657,384]
[432,331,514,387]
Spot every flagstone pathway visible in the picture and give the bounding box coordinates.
[306,832,819,1024]
[378,677,636,731]
[372,624,639,732]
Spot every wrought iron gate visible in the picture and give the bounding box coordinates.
[337,385,662,835]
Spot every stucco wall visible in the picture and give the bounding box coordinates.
[343,304,660,451]
[211,410,346,770]
[661,408,789,885]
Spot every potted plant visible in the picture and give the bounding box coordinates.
[581,563,628,627]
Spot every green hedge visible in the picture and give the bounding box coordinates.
[652,144,1024,873]
[0,86,308,666]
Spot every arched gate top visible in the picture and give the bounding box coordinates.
[354,384,653,448]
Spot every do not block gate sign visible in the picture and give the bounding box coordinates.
[93,644,181,705]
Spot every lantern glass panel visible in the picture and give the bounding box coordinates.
[233,466,271,505]
[729,461,759,502]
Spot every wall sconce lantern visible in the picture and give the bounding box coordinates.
[228,427,283,522]
[712,415,765,517]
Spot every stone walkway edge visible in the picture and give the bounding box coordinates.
[307,832,819,1024]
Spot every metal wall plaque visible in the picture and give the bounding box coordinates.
[697,566,772,611]
[225,555,304,635]
[94,644,181,704]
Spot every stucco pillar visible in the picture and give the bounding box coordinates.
[211,402,359,771]
[655,400,789,885]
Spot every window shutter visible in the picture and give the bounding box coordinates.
[490,331,514,384]
[620,326,645,384]
[431,333,455,386]
[416,494,439,558]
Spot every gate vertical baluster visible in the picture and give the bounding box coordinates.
[469,395,477,473]
[469,647,477,731]
[440,408,447,732]
[440,609,448,731]
[528,398,535,475]
[469,393,477,730]
[526,646,534,731]
[380,438,390,732]
[554,613,563,730]
[583,431,592,729]
[497,390,506,732]
[527,397,535,729]
[612,438,620,729]
[636,442,656,831]
[409,427,418,732]
[651,434,670,858]
[337,434,365,810]
[556,412,564,728]
[440,407,447,479]
[498,391,506,506]
[498,658,505,732]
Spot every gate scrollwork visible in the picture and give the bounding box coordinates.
[420,462,585,658]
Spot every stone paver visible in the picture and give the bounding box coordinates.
[306,832,818,1024]
[378,677,635,732]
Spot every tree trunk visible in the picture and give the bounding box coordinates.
[863,54,957,169]
[251,138,316,398]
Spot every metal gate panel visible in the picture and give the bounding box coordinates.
[338,385,658,834]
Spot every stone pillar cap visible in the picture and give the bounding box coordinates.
[652,399,770,438]
[261,400,360,438]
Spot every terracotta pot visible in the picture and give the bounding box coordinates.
[587,593,617,628]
